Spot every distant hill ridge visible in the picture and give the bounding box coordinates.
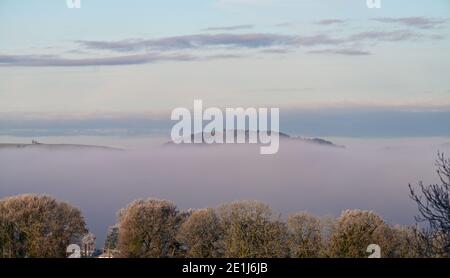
[0,141,122,151]
[166,130,344,148]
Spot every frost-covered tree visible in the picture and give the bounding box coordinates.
[104,225,119,251]
[218,200,288,258]
[287,212,323,258]
[177,208,223,258]
[0,194,87,258]
[0,218,26,258]
[388,225,420,258]
[329,210,397,258]
[117,198,184,257]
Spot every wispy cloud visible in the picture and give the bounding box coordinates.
[78,29,436,53]
[0,52,245,67]
[0,53,196,67]
[316,19,346,25]
[346,29,428,42]
[274,22,295,28]
[308,48,370,56]
[372,17,448,29]
[0,27,443,67]
[259,48,292,54]
[202,24,254,31]
[295,34,344,46]
[87,28,442,50]
[77,33,296,52]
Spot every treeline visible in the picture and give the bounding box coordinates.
[109,199,419,258]
[0,194,440,258]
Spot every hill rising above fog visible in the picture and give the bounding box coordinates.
[165,130,344,148]
[0,142,122,151]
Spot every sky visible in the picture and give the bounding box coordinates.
[1,0,450,138]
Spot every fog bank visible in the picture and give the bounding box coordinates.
[1,137,449,245]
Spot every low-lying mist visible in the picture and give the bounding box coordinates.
[1,137,449,245]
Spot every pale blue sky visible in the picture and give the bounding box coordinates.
[1,0,450,137]
[1,0,450,48]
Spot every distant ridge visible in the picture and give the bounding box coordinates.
[165,130,344,148]
[0,142,123,151]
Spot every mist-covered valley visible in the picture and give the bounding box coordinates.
[1,136,450,245]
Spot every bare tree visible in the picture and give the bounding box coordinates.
[409,152,450,257]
